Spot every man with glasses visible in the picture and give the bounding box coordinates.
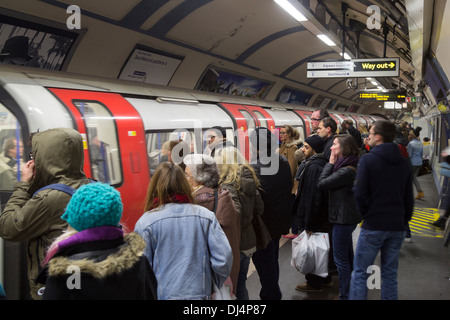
[350,120,413,300]
[310,109,330,134]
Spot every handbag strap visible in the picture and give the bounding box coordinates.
[212,189,219,213]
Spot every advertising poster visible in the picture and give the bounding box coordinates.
[312,95,335,109]
[119,45,183,85]
[276,87,313,106]
[0,15,77,70]
[196,66,272,99]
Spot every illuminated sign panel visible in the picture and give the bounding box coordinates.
[307,58,400,78]
[358,92,406,101]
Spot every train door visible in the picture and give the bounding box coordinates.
[292,110,313,135]
[0,87,31,299]
[243,105,276,131]
[48,89,149,230]
[218,103,275,161]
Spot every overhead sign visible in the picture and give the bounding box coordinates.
[358,92,406,102]
[307,57,400,78]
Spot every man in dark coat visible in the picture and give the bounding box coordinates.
[249,127,292,300]
[350,120,413,300]
[317,117,337,161]
[292,135,331,292]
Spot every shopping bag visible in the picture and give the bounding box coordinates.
[211,277,232,300]
[310,232,330,277]
[290,231,315,274]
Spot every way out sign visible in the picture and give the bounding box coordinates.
[307,57,399,78]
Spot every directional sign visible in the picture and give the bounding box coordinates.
[307,61,353,70]
[307,57,400,78]
[307,70,352,78]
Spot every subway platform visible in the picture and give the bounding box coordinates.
[245,172,450,300]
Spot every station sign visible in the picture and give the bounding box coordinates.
[307,57,400,78]
[358,91,406,102]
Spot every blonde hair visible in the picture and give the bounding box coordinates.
[214,147,260,190]
[144,162,194,212]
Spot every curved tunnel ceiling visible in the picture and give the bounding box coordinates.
[4,0,420,109]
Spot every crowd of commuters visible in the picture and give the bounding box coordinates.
[0,113,441,300]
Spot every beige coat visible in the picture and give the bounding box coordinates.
[279,139,302,194]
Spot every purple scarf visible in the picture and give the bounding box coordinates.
[43,226,124,266]
[333,154,359,172]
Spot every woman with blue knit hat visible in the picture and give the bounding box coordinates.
[37,183,158,300]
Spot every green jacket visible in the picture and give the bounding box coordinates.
[0,128,90,299]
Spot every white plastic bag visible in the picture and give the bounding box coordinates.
[211,277,232,300]
[291,231,315,274]
[310,232,330,277]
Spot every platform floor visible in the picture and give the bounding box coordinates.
[245,172,450,300]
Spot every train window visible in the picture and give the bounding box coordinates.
[252,110,268,128]
[73,101,122,185]
[146,131,194,173]
[240,110,256,131]
[0,103,25,192]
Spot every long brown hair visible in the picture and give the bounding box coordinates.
[144,162,194,212]
[333,134,360,157]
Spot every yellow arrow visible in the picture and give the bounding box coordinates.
[389,62,395,68]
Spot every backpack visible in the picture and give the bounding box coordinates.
[33,183,76,197]
[32,179,96,197]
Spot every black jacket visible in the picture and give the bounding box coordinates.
[317,163,362,225]
[293,154,329,233]
[348,126,362,148]
[353,142,413,231]
[40,232,158,300]
[252,155,292,239]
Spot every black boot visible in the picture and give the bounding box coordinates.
[431,217,447,229]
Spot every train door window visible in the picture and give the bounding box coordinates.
[146,130,194,174]
[240,110,256,131]
[0,103,25,192]
[73,101,122,185]
[252,110,268,128]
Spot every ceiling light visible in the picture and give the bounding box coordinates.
[317,34,336,46]
[274,0,308,22]
[340,52,351,60]
[274,0,308,21]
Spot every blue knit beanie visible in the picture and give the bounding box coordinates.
[62,183,123,231]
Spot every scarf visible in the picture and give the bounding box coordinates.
[150,193,193,210]
[333,154,359,172]
[43,226,123,266]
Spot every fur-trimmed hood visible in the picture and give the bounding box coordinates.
[47,232,146,279]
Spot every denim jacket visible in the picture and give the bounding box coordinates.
[407,138,423,167]
[134,203,232,300]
